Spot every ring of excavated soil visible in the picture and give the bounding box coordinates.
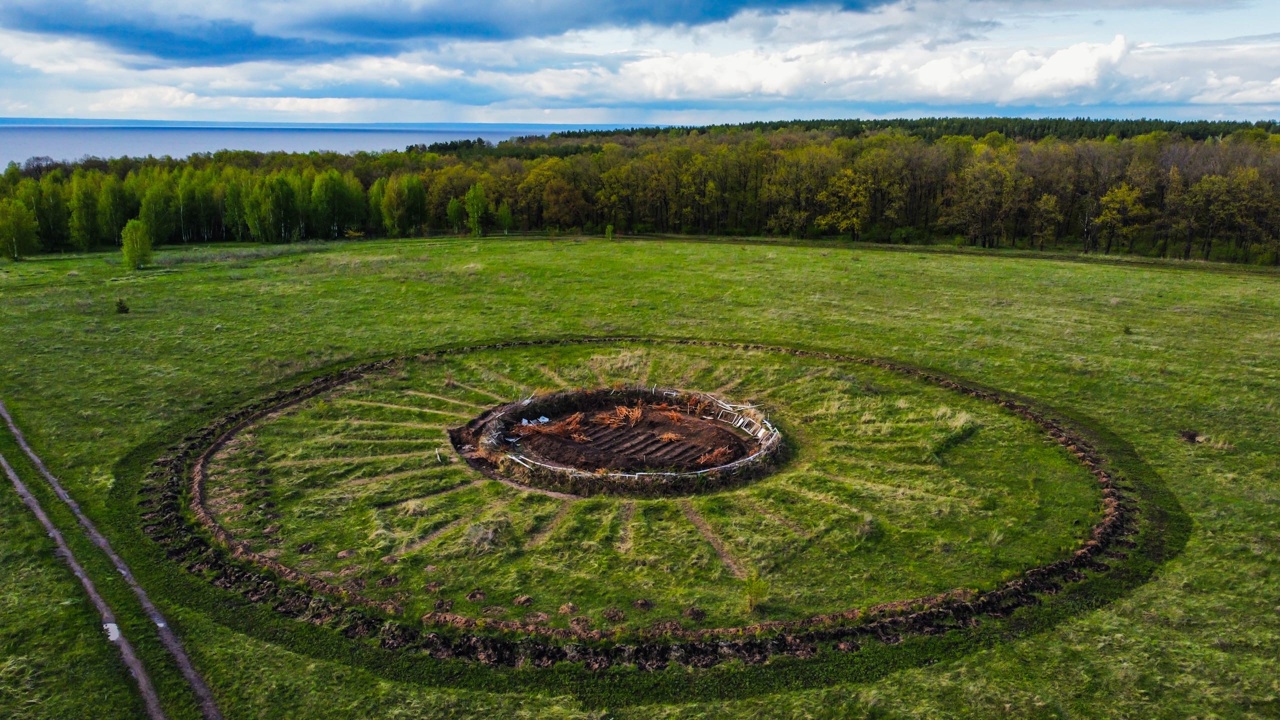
[142,338,1141,672]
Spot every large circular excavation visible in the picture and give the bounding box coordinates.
[144,340,1139,671]
[450,386,784,496]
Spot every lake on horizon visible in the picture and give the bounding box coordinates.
[0,122,624,165]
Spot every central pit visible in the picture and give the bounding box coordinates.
[450,387,784,496]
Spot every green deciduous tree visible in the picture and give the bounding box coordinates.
[120,218,152,270]
[496,200,514,235]
[139,181,178,246]
[464,182,487,237]
[244,174,297,244]
[311,169,366,239]
[381,174,426,238]
[68,170,101,251]
[1097,182,1149,254]
[817,168,872,241]
[446,197,464,235]
[36,171,70,250]
[96,174,130,245]
[1032,193,1063,250]
[0,198,40,260]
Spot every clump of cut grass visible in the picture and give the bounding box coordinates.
[591,411,625,429]
[617,405,643,427]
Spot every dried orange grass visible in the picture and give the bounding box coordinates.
[695,446,733,466]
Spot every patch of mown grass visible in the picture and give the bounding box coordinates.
[0,237,1273,717]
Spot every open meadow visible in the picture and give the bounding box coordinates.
[1,237,1277,719]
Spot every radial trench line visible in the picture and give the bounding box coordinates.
[0,398,224,720]
[679,499,749,580]
[524,499,576,550]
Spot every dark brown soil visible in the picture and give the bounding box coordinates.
[519,407,750,472]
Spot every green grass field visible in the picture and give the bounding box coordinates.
[1,237,1277,718]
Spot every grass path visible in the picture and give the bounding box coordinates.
[0,399,224,720]
[0,451,167,720]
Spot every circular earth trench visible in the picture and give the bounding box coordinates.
[146,340,1134,669]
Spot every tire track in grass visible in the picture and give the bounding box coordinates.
[340,467,453,489]
[0,399,223,720]
[679,499,747,580]
[0,452,167,720]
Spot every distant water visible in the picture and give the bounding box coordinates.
[0,120,631,165]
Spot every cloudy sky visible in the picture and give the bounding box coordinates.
[1,0,1277,123]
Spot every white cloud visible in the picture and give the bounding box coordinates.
[1,1,1278,120]
[1006,36,1129,99]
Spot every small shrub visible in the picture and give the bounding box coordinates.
[115,298,130,314]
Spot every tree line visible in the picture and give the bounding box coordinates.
[2,118,1279,265]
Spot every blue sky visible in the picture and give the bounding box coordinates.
[0,1,1277,123]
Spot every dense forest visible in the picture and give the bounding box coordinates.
[2,117,1279,265]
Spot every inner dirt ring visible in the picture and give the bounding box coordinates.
[140,338,1145,673]
[450,386,784,497]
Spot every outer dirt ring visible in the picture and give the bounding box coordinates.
[139,337,1155,673]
